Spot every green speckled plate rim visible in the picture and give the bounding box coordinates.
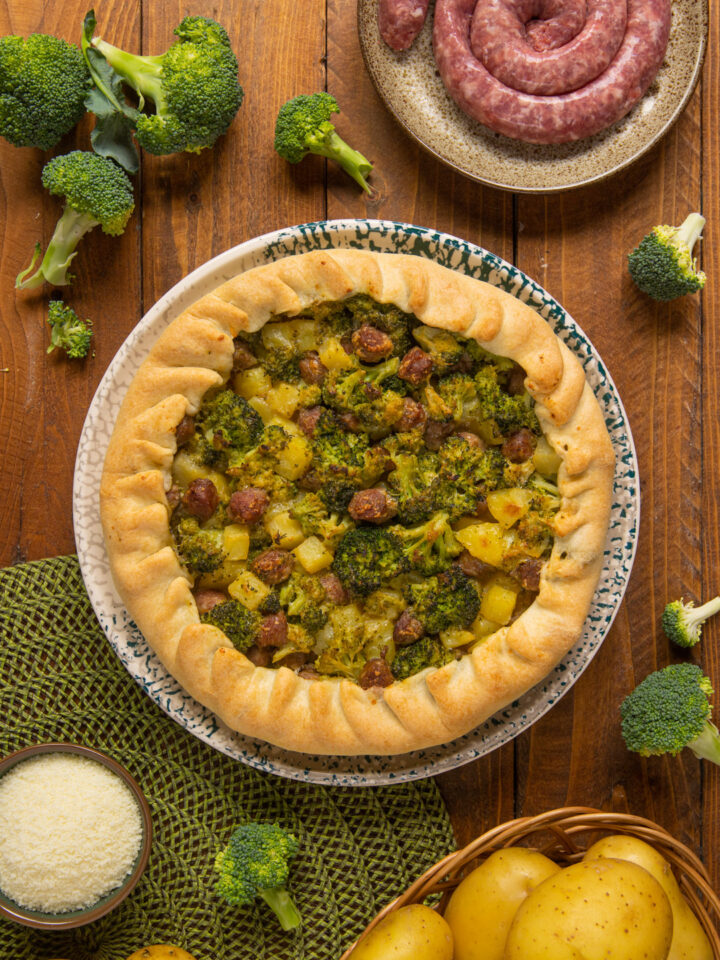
[74,218,639,785]
[357,0,708,194]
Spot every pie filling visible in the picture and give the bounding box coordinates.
[168,296,562,689]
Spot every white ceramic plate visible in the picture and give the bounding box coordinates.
[74,218,640,785]
[357,0,707,193]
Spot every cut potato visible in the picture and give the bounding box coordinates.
[486,488,533,528]
[455,523,510,568]
[171,452,230,500]
[233,366,272,399]
[125,947,197,960]
[267,415,302,437]
[533,436,562,477]
[261,317,319,354]
[469,615,501,643]
[265,382,300,418]
[222,524,249,561]
[228,570,270,609]
[196,559,247,590]
[318,336,355,370]
[294,536,333,573]
[481,582,518,625]
[440,627,475,650]
[275,435,313,480]
[265,510,305,549]
[247,396,274,423]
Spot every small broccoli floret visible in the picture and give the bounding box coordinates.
[314,604,367,679]
[437,436,506,519]
[274,92,373,193]
[620,663,720,766]
[230,425,296,497]
[16,150,134,290]
[411,325,465,375]
[0,33,90,150]
[322,358,405,435]
[346,295,414,356]
[391,635,452,682]
[386,450,440,525]
[474,369,539,438]
[391,512,462,576]
[289,492,353,546]
[88,14,243,155]
[196,389,264,465]
[436,373,483,424]
[406,567,480,635]
[628,213,706,302]
[332,527,406,595]
[215,822,301,931]
[46,300,93,359]
[279,572,329,634]
[661,596,720,648]
[201,599,260,652]
[307,412,371,502]
[173,516,225,573]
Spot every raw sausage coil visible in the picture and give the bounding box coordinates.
[379,0,671,144]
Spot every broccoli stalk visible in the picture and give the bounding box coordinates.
[628,213,706,301]
[16,150,134,289]
[215,822,302,932]
[274,93,373,193]
[86,13,243,156]
[46,300,93,358]
[620,663,720,766]
[661,596,720,648]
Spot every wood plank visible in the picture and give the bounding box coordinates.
[140,0,327,312]
[700,0,720,889]
[514,92,706,854]
[0,0,141,566]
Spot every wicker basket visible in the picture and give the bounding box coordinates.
[340,806,720,959]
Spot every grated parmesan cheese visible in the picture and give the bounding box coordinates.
[0,753,143,913]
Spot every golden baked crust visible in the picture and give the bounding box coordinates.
[100,249,615,755]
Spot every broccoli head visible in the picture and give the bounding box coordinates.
[307,412,375,504]
[88,14,243,155]
[474,369,539,438]
[391,512,462,576]
[411,325,465,375]
[386,449,440,525]
[46,300,93,359]
[173,516,225,573]
[16,150,134,289]
[620,663,720,766]
[437,436,506,519]
[196,389,264,465]
[628,213,706,302]
[391,635,452,682]
[274,92,373,193]
[0,33,90,150]
[229,425,297,497]
[322,358,406,434]
[279,572,329,634]
[661,596,720,648]
[289,492,353,546]
[314,603,367,679]
[405,566,480,635]
[332,527,407,595]
[201,599,260,652]
[215,822,301,931]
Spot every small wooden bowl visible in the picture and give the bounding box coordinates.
[0,743,152,930]
[340,805,720,959]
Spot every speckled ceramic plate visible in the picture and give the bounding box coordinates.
[74,219,639,785]
[358,0,707,193]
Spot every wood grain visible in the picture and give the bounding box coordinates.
[0,0,718,905]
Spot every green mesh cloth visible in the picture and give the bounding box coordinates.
[0,556,455,960]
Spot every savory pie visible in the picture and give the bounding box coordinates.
[100,249,614,755]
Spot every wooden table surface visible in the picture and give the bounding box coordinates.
[1,0,718,909]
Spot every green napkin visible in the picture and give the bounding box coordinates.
[0,556,455,960]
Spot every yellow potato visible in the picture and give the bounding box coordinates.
[125,947,197,960]
[444,847,560,960]
[583,835,713,960]
[504,858,673,960]
[349,904,453,960]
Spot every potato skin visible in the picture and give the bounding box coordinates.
[583,835,713,960]
[125,947,198,960]
[444,847,560,960]
[350,904,453,960]
[504,858,674,960]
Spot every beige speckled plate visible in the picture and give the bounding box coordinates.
[358,0,707,193]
